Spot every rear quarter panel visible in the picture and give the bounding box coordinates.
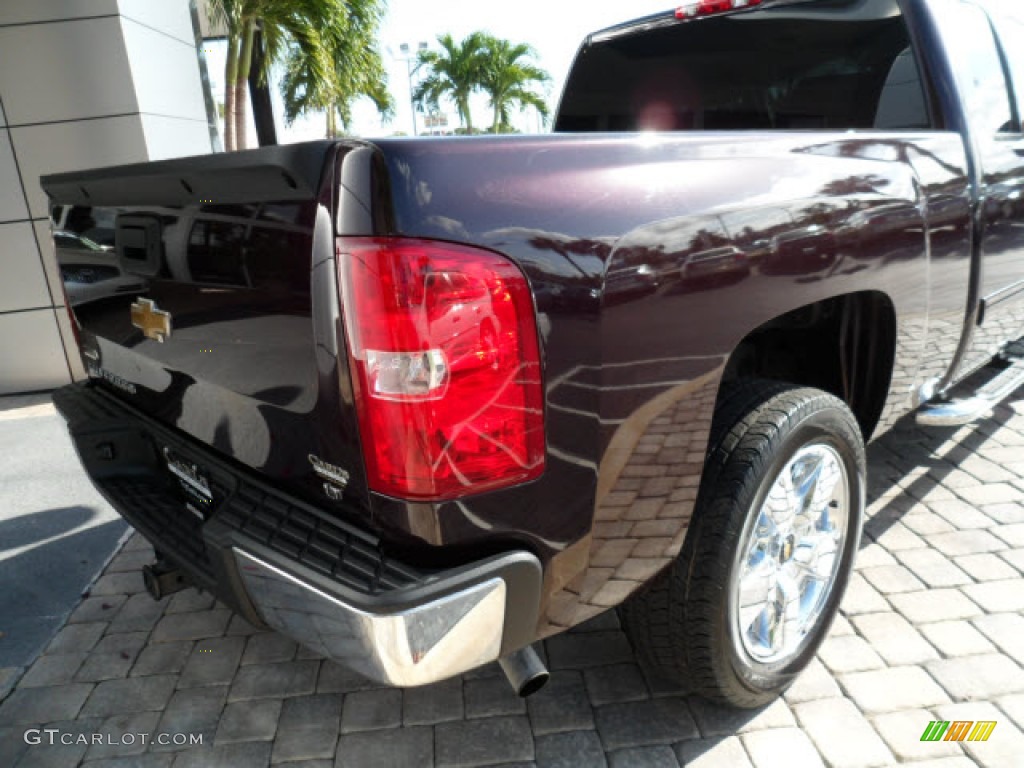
[344,131,970,634]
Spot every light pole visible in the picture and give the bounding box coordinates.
[398,41,428,136]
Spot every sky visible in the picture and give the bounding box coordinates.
[206,0,672,144]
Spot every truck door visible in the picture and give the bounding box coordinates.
[934,0,1024,378]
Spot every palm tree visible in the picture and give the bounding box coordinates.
[207,0,345,150]
[479,36,550,133]
[413,32,489,134]
[281,0,393,138]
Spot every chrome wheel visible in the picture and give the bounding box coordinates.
[731,443,849,665]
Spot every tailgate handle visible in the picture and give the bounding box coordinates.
[116,215,163,278]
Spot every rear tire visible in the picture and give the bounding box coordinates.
[621,380,865,708]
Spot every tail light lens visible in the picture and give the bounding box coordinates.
[338,237,545,501]
[60,283,82,350]
[676,0,761,19]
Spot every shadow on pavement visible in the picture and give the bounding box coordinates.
[0,514,127,668]
[860,387,1020,548]
[0,506,97,554]
[0,393,53,415]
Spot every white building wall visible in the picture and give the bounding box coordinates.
[0,0,214,395]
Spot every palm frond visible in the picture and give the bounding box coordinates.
[279,0,392,129]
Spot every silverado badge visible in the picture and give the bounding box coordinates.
[309,454,350,500]
[130,298,172,343]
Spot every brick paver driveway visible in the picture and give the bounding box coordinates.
[2,391,1024,768]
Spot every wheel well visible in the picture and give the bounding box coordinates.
[721,292,897,441]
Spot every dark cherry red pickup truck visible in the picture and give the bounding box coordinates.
[44,0,1024,707]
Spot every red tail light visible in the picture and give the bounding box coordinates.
[337,237,545,501]
[60,283,82,350]
[676,0,761,19]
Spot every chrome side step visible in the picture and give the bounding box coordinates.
[917,357,1024,427]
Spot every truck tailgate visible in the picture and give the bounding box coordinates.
[41,142,370,515]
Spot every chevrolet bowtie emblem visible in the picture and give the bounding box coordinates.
[130,298,172,343]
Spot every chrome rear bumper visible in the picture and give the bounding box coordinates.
[52,381,544,687]
[235,548,541,687]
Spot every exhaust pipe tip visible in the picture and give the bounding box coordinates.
[142,561,189,601]
[499,644,549,697]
